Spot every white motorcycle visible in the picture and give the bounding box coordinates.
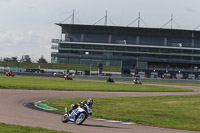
[133,79,142,85]
[61,104,92,125]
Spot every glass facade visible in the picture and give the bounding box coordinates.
[58,43,199,59]
[54,57,121,67]
[53,41,200,69]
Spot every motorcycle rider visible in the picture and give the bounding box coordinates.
[68,98,93,115]
[8,70,11,76]
[135,77,138,82]
[107,77,114,82]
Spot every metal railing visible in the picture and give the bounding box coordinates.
[52,39,61,43]
[51,45,58,50]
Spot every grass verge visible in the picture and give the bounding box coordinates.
[43,95,200,131]
[0,75,192,92]
[0,123,70,133]
[145,82,200,87]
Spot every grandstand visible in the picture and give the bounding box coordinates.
[51,24,200,79]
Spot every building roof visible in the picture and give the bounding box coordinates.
[56,23,200,38]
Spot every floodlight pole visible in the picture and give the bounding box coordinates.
[161,14,174,29]
[59,9,75,24]
[138,12,140,28]
[72,9,75,24]
[171,14,173,29]
[93,10,108,25]
[127,12,147,27]
[105,10,108,26]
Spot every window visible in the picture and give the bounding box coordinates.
[91,59,102,66]
[127,47,137,51]
[82,45,93,49]
[114,53,123,56]
[105,46,115,50]
[69,58,80,64]
[194,57,200,60]
[116,46,125,51]
[160,49,171,53]
[149,48,159,52]
[58,58,68,63]
[182,56,192,60]
[182,50,192,54]
[103,52,113,56]
[193,50,200,54]
[93,45,104,50]
[71,44,82,49]
[171,49,182,53]
[139,48,149,52]
[80,59,91,64]
[91,52,103,55]
[59,44,71,48]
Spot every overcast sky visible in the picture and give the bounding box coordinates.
[1,0,200,62]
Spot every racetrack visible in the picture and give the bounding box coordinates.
[0,84,200,133]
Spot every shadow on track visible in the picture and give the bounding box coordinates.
[81,124,128,129]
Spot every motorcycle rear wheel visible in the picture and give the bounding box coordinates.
[61,113,69,123]
[75,113,87,125]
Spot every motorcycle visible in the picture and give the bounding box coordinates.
[106,77,114,83]
[64,75,73,80]
[61,104,92,125]
[133,79,142,85]
[5,71,14,77]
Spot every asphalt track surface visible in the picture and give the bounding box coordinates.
[1,83,200,133]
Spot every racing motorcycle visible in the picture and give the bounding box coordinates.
[133,79,142,85]
[106,77,114,83]
[61,103,92,125]
[64,75,73,80]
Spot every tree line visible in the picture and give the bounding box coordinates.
[2,56,48,63]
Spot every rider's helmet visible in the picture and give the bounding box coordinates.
[87,98,93,108]
[71,104,75,108]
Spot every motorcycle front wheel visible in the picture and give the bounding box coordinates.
[75,112,87,125]
[61,113,69,123]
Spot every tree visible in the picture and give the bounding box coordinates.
[4,57,10,62]
[37,56,47,63]
[11,57,18,62]
[4,57,18,62]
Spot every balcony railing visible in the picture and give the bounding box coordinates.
[52,39,61,43]
[52,38,71,43]
[51,45,58,50]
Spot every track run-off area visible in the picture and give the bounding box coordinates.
[0,83,200,133]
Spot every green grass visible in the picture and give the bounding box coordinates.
[0,123,70,133]
[43,95,200,131]
[0,61,121,72]
[145,82,200,86]
[0,75,192,92]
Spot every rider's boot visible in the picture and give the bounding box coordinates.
[65,107,69,116]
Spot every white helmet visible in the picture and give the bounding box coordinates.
[87,98,93,107]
